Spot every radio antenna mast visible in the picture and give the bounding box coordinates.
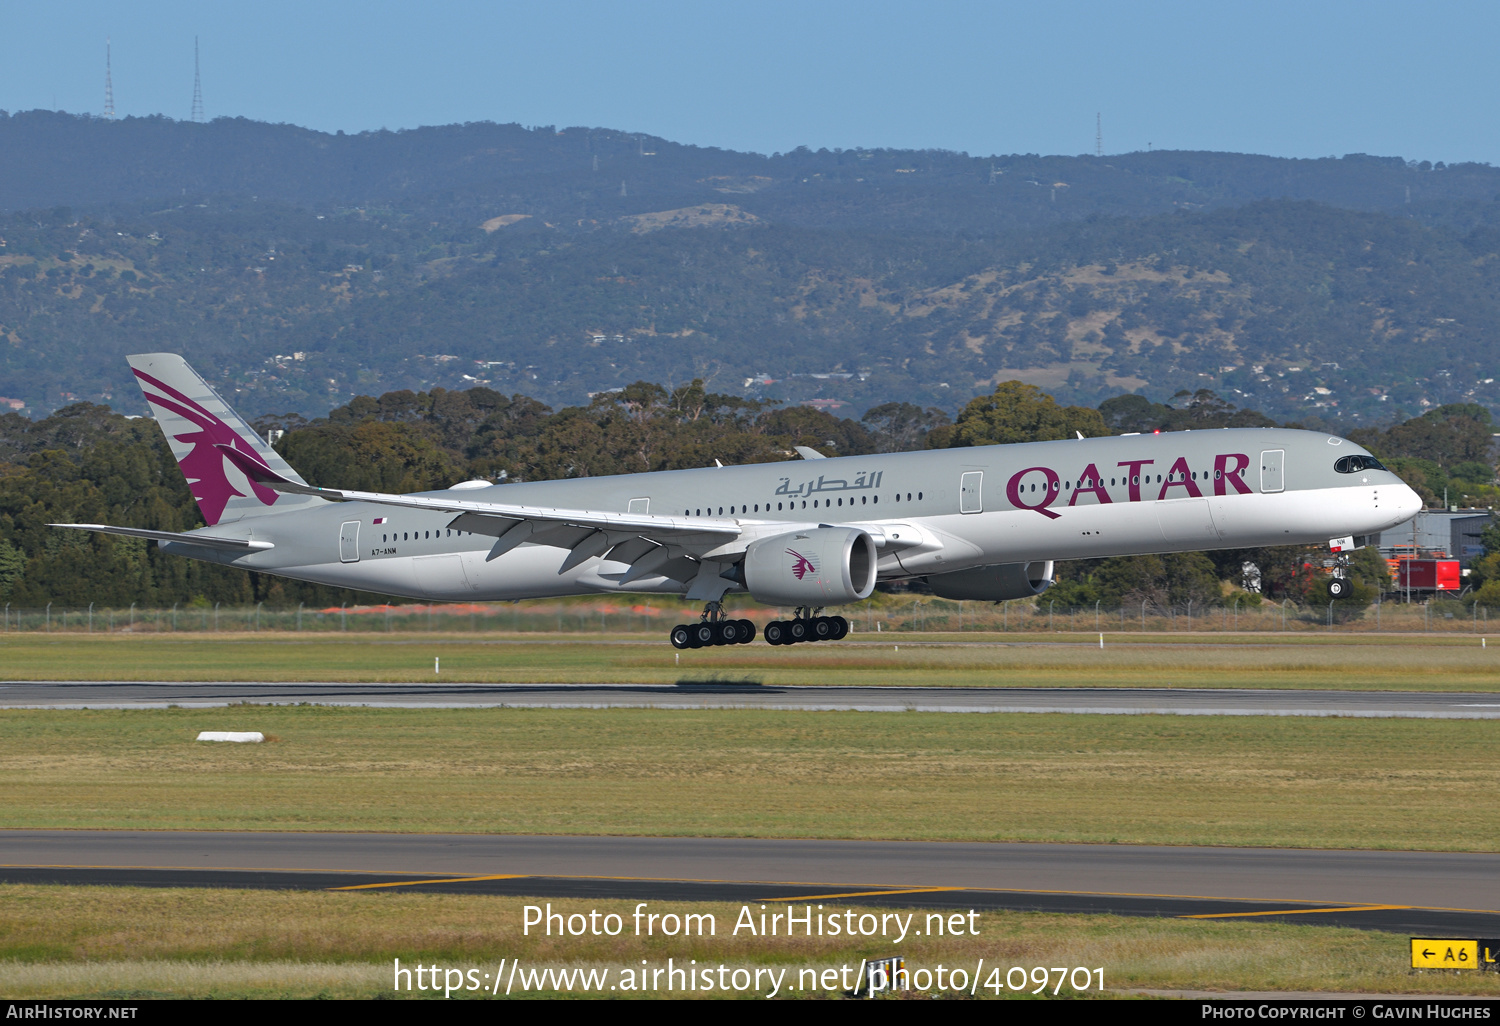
[104,38,114,118]
[190,36,204,123]
[1096,112,1102,157]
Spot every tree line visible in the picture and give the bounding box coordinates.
[0,379,1493,610]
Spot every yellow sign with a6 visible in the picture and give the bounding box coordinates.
[1411,939,1478,969]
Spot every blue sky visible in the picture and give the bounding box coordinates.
[1,0,1495,163]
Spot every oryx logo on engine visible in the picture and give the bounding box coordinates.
[788,549,817,580]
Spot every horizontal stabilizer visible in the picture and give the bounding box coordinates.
[50,523,274,552]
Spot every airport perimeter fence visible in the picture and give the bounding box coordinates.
[0,596,1492,635]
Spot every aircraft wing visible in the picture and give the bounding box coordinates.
[215,444,742,579]
[49,523,275,551]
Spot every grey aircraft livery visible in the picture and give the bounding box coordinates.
[53,354,1422,648]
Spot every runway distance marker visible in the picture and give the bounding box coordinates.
[1411,938,1480,969]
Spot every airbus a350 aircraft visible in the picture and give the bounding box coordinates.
[54,354,1422,648]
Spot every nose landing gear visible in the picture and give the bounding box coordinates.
[670,601,757,649]
[1327,550,1353,599]
[765,607,849,646]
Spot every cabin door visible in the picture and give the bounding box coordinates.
[1260,450,1285,494]
[960,472,983,514]
[339,521,361,563]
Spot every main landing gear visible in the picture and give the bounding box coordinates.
[668,603,851,648]
[763,607,849,646]
[670,601,756,649]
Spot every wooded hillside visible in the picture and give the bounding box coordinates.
[3,112,1500,425]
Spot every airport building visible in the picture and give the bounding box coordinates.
[1374,509,1495,586]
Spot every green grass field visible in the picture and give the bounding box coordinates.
[5,631,1499,999]
[3,886,1497,999]
[2,630,1499,690]
[3,705,1499,849]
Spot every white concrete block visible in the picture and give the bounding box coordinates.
[195,731,264,743]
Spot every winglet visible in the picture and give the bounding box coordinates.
[794,446,828,460]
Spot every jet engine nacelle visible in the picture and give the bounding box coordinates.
[744,527,878,606]
[924,561,1054,601]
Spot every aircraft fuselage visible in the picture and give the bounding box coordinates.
[164,428,1419,603]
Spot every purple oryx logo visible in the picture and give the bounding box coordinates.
[788,548,817,580]
[133,368,279,525]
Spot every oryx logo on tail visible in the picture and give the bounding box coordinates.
[788,548,817,580]
[128,353,322,527]
[133,367,281,524]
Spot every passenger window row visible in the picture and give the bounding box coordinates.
[682,492,924,517]
[379,528,474,543]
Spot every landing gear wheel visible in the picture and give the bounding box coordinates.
[830,615,849,640]
[788,619,808,643]
[674,601,759,649]
[764,621,787,645]
[811,616,834,641]
[1328,578,1348,599]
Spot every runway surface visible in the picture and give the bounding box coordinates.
[4,831,1498,935]
[5,680,1500,717]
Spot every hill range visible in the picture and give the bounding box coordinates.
[3,109,1500,424]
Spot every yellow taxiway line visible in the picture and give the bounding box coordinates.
[327,874,530,891]
[1181,904,1411,919]
[759,886,962,902]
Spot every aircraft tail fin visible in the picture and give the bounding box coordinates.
[127,353,324,525]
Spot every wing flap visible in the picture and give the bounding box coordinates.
[615,544,673,584]
[559,530,614,574]
[483,522,535,561]
[606,537,657,564]
[448,512,523,538]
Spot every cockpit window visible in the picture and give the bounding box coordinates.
[1334,454,1386,474]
